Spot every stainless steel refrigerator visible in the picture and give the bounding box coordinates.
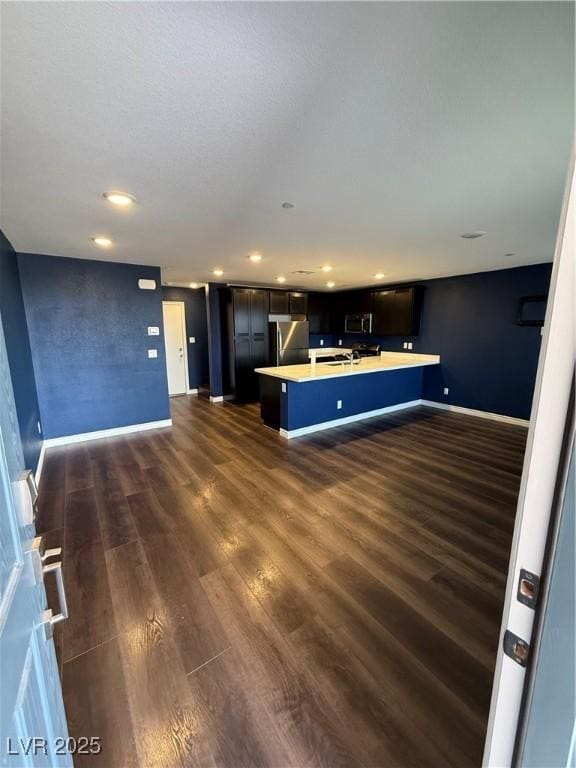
[269,320,309,366]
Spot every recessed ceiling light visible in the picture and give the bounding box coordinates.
[374,272,385,280]
[326,281,335,288]
[248,253,263,263]
[92,236,113,248]
[103,191,135,207]
[461,231,487,239]
[281,202,294,209]
[321,265,333,273]
[189,282,199,289]
[213,268,224,277]
[276,276,286,283]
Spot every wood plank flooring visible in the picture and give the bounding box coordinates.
[34,396,527,767]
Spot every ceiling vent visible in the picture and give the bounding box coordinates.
[291,270,316,276]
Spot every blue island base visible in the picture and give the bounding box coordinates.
[259,366,425,438]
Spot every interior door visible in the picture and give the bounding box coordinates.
[517,436,575,767]
[483,155,575,767]
[0,320,71,767]
[162,302,188,396]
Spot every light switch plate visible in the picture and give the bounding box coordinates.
[408,342,413,350]
[148,349,158,359]
[403,342,408,349]
[148,326,160,336]
[320,339,324,346]
[189,337,196,343]
[337,400,342,410]
[338,339,343,346]
[281,382,287,393]
[443,387,449,395]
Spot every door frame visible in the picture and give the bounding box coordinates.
[162,301,190,396]
[483,151,575,766]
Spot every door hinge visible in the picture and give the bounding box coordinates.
[517,569,540,609]
[503,630,530,667]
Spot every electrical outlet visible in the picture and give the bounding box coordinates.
[443,387,449,395]
[320,339,324,346]
[189,337,196,343]
[281,382,287,393]
[337,399,342,410]
[408,342,413,350]
[148,349,158,359]
[338,339,343,346]
[403,342,408,349]
[147,326,160,336]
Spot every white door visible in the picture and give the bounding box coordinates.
[483,156,575,766]
[0,319,71,766]
[163,302,188,396]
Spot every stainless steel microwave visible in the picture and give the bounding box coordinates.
[344,313,372,333]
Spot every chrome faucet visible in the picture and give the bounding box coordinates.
[342,351,361,366]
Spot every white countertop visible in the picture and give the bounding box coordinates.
[256,352,440,382]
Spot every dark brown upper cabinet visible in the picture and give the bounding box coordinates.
[289,292,308,315]
[308,292,332,334]
[269,290,289,314]
[372,286,423,336]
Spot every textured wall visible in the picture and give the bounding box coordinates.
[18,253,170,438]
[0,232,42,470]
[161,286,209,389]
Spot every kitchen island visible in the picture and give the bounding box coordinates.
[256,351,440,437]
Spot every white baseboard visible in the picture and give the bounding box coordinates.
[279,400,423,438]
[42,419,173,448]
[35,441,46,487]
[277,398,529,438]
[421,400,529,427]
[209,395,224,403]
[187,388,199,395]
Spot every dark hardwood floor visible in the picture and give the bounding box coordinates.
[35,396,527,767]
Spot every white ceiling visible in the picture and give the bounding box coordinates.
[1,2,573,291]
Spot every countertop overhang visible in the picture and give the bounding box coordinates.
[256,352,440,383]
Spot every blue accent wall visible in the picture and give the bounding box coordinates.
[18,253,170,438]
[0,232,43,471]
[338,264,552,420]
[206,283,224,398]
[309,333,336,349]
[284,367,424,430]
[161,286,209,389]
